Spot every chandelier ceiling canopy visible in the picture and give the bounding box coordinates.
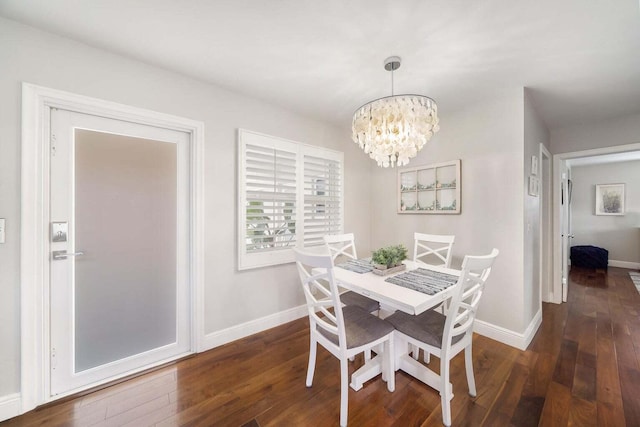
[352,56,439,168]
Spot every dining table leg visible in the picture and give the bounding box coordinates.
[393,332,453,392]
[350,354,383,391]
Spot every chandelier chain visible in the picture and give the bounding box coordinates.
[391,67,394,96]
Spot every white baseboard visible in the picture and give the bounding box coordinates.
[0,393,21,422]
[201,302,547,354]
[202,305,308,351]
[474,308,542,351]
[609,259,640,269]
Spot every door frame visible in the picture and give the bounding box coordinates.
[539,143,553,303]
[20,83,205,412]
[552,141,640,304]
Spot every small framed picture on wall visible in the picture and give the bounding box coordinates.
[595,183,625,215]
[531,155,538,176]
[528,176,539,197]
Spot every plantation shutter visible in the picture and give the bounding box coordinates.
[238,129,344,270]
[303,153,343,247]
[244,143,297,253]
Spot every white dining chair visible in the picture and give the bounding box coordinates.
[386,248,498,427]
[411,233,456,361]
[294,248,395,427]
[324,233,380,314]
[413,232,455,268]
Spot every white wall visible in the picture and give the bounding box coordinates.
[570,161,640,265]
[523,90,550,326]
[0,17,372,398]
[370,90,528,334]
[0,14,561,411]
[551,112,640,154]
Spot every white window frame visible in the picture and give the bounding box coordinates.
[238,129,344,270]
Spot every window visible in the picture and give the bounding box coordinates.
[303,154,342,246]
[238,129,344,270]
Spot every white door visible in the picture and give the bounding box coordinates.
[560,163,573,302]
[49,108,192,396]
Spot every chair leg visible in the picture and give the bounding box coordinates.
[440,356,452,427]
[386,335,395,392]
[411,344,419,360]
[465,344,476,397]
[394,334,406,368]
[412,344,431,363]
[340,358,349,427]
[306,336,317,387]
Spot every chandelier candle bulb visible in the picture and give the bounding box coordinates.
[352,57,439,167]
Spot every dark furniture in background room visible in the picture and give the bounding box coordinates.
[570,245,609,269]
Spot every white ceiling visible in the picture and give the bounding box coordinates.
[2,0,640,130]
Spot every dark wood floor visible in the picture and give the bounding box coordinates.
[3,266,640,426]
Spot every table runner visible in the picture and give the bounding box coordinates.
[336,258,374,274]
[385,268,458,295]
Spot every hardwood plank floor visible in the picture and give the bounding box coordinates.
[3,266,639,426]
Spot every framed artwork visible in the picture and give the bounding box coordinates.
[528,176,539,197]
[595,183,625,215]
[397,159,461,214]
[531,155,538,176]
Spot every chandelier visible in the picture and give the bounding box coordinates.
[352,56,439,168]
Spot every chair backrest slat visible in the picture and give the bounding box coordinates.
[443,248,498,351]
[413,233,455,268]
[324,233,357,263]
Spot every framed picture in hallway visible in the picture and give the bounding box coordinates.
[595,183,625,215]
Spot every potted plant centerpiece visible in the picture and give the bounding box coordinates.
[371,244,408,276]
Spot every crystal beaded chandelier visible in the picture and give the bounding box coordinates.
[352,56,439,168]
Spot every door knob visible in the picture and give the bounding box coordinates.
[52,250,85,261]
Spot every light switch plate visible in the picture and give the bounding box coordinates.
[0,218,5,243]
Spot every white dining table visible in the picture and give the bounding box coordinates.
[331,259,461,391]
[333,259,460,316]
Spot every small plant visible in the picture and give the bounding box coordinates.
[371,244,408,268]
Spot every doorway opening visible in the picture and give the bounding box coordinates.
[552,142,640,303]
